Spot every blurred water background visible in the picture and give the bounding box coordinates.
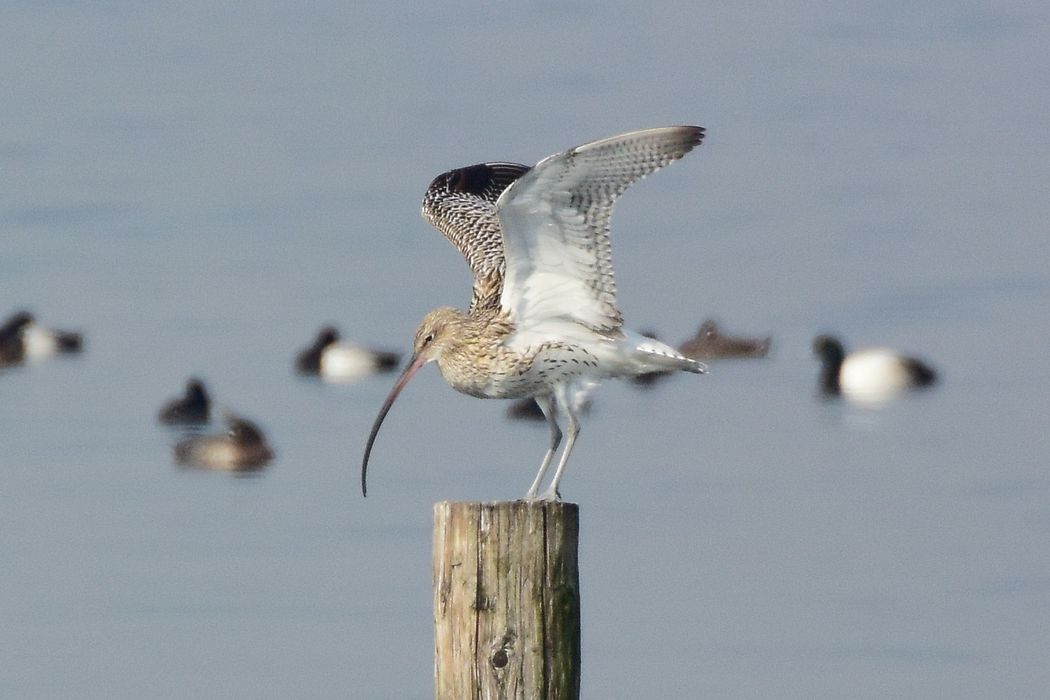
[2,1,1048,697]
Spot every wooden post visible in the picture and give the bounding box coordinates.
[433,501,581,700]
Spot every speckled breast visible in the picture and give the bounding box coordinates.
[441,342,599,400]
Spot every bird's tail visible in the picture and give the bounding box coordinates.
[622,330,707,375]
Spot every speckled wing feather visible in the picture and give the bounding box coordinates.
[496,126,705,336]
[421,162,531,313]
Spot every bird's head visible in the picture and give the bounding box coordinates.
[1,311,35,338]
[226,416,267,447]
[813,334,845,365]
[410,306,462,362]
[813,334,847,395]
[186,378,209,403]
[698,320,720,340]
[317,325,340,347]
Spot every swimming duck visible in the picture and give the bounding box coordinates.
[295,326,400,382]
[678,320,771,361]
[0,310,83,366]
[813,334,937,402]
[174,412,273,471]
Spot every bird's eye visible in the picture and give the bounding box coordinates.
[423,333,435,345]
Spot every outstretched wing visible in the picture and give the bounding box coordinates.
[496,126,704,339]
[421,162,531,313]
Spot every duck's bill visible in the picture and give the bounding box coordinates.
[360,351,428,497]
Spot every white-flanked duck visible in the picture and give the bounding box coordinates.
[813,334,937,403]
[295,325,400,382]
[0,310,83,367]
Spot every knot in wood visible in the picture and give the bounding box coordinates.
[489,631,516,671]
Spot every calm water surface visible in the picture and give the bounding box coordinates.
[2,2,1048,698]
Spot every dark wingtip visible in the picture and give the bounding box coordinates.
[427,162,531,201]
[449,163,497,195]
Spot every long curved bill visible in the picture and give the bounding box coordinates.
[361,351,429,497]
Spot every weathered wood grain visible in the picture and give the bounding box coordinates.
[433,501,580,699]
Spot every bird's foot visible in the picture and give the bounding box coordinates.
[522,488,561,502]
[537,486,562,501]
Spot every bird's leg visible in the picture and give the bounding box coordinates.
[525,395,560,500]
[540,386,580,501]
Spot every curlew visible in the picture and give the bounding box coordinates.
[361,126,707,499]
